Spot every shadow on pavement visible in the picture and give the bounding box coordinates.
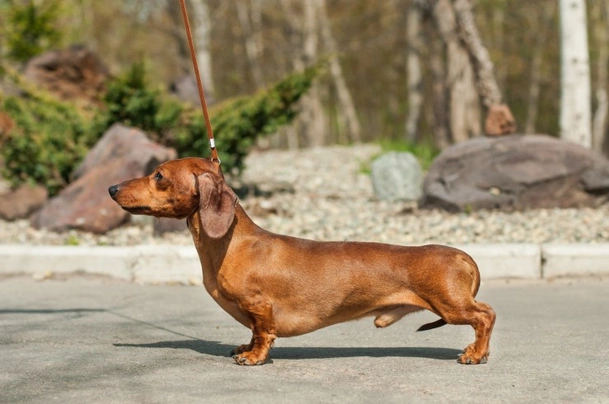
[114,339,461,361]
[3,307,461,361]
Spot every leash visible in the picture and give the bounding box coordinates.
[178,0,220,164]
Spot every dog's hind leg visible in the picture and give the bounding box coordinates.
[436,299,496,365]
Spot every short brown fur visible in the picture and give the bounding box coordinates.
[109,157,496,366]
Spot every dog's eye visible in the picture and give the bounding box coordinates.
[155,172,163,181]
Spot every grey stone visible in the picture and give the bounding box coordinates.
[370,152,423,201]
[422,134,609,211]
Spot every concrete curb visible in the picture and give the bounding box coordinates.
[0,245,201,284]
[1,243,608,284]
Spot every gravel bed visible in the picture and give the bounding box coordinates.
[1,144,609,246]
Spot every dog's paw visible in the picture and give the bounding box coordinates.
[457,352,489,365]
[233,351,268,366]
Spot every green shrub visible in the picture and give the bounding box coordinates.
[0,94,92,196]
[176,64,321,174]
[0,62,320,195]
[92,62,180,137]
[1,0,62,63]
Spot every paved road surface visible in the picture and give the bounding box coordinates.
[1,275,608,403]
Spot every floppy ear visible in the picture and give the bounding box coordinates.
[197,172,237,238]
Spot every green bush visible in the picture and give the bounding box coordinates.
[92,62,181,137]
[0,62,320,195]
[0,95,92,195]
[1,0,62,63]
[176,64,321,173]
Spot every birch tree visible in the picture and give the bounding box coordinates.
[432,0,481,143]
[406,0,425,143]
[318,0,361,143]
[559,0,591,147]
[278,0,327,148]
[592,0,609,152]
[524,2,555,134]
[190,0,215,100]
[452,0,515,136]
[236,0,265,89]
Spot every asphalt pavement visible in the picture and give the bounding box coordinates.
[1,275,608,403]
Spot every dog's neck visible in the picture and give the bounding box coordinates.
[187,203,263,279]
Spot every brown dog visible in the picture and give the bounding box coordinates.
[109,157,496,366]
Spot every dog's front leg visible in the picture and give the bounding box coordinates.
[232,301,276,366]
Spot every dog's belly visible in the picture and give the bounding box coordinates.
[271,296,426,337]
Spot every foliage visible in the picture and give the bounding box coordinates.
[92,62,181,137]
[93,61,320,175]
[175,64,322,174]
[1,0,62,63]
[0,94,92,196]
[0,62,320,194]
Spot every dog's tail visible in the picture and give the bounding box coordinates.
[416,318,447,332]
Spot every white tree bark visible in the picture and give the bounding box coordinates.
[429,36,451,149]
[433,0,481,142]
[190,0,215,100]
[166,0,191,76]
[592,0,609,152]
[559,0,591,147]
[236,0,265,89]
[525,2,555,134]
[452,0,502,108]
[318,0,362,143]
[301,0,327,147]
[406,1,424,143]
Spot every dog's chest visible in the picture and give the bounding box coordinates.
[203,279,250,327]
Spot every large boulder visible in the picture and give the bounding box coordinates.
[422,134,609,211]
[0,184,48,221]
[24,46,109,106]
[31,124,177,233]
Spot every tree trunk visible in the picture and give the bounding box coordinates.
[277,0,305,149]
[190,0,215,100]
[524,2,555,134]
[235,0,265,89]
[592,0,609,152]
[318,0,361,143]
[406,0,424,143]
[452,0,515,136]
[277,0,326,148]
[300,0,326,147]
[491,3,507,91]
[432,0,481,143]
[429,33,451,149]
[166,0,192,76]
[559,0,592,147]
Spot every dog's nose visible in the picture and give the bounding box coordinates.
[108,185,119,199]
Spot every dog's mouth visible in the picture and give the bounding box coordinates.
[122,205,152,215]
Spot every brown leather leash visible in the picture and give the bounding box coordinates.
[178,0,220,164]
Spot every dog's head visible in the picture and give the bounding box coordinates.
[108,158,237,238]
